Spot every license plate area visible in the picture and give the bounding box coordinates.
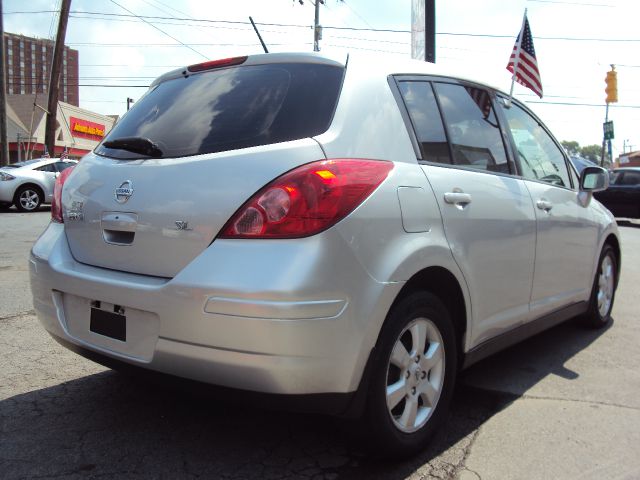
[90,305,126,341]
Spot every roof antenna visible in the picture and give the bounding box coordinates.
[249,17,269,53]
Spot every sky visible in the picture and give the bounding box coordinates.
[4,0,640,158]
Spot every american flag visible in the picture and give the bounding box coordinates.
[42,145,50,158]
[507,14,543,98]
[60,147,69,160]
[465,86,493,119]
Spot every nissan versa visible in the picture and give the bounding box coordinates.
[29,53,620,457]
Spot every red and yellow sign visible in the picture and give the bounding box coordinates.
[70,117,105,140]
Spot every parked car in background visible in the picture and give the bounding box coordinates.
[0,158,77,212]
[594,167,640,219]
[29,53,620,458]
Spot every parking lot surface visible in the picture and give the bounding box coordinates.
[1,209,639,479]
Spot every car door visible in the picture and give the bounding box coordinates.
[597,170,640,218]
[497,98,599,318]
[394,78,537,347]
[34,162,57,202]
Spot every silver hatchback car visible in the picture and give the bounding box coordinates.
[30,53,619,457]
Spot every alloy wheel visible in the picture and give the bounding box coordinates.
[597,254,615,318]
[385,318,445,433]
[18,189,40,211]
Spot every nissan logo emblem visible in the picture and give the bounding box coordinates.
[115,180,134,204]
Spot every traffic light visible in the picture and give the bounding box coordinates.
[605,67,618,104]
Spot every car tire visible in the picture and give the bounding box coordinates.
[14,185,43,212]
[362,291,457,458]
[582,244,617,329]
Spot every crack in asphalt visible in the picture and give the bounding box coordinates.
[0,310,35,321]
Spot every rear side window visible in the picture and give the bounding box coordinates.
[96,63,344,159]
[434,83,509,173]
[397,81,451,164]
[620,171,640,185]
[35,163,56,173]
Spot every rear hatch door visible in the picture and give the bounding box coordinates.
[62,57,345,278]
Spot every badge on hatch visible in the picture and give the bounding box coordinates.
[115,180,134,204]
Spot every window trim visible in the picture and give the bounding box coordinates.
[432,79,515,175]
[495,94,576,191]
[391,74,518,178]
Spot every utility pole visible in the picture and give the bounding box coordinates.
[425,0,435,63]
[0,0,10,166]
[411,0,435,63]
[314,0,322,52]
[44,0,72,159]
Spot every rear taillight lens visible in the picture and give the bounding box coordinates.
[219,159,393,239]
[51,166,75,223]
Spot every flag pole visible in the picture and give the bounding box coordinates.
[507,8,528,107]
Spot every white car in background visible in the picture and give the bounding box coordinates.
[0,158,77,212]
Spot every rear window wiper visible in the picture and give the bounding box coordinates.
[102,137,163,158]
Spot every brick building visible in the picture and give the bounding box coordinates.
[3,32,79,106]
[617,151,640,168]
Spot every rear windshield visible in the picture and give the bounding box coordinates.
[95,63,344,159]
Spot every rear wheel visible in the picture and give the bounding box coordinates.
[14,186,43,212]
[583,244,617,328]
[363,292,457,458]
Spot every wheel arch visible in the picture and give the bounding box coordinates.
[13,182,45,203]
[603,232,621,288]
[390,266,468,368]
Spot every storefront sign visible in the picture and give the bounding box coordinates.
[70,117,105,140]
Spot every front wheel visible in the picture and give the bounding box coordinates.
[582,244,617,329]
[363,292,457,458]
[14,186,43,212]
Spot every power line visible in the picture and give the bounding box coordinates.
[340,0,375,29]
[528,100,640,108]
[107,0,208,59]
[527,0,614,6]
[64,42,307,47]
[8,10,640,42]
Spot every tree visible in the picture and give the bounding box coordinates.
[580,144,603,163]
[561,140,580,156]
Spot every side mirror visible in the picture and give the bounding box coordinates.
[55,172,61,179]
[580,166,609,193]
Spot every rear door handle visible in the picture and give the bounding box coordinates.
[536,199,553,212]
[444,192,472,207]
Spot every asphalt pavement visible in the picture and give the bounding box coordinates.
[1,208,639,479]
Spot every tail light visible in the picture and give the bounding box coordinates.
[51,166,75,223]
[187,56,247,73]
[219,159,393,239]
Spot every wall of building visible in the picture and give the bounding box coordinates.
[3,32,79,107]
[6,95,115,162]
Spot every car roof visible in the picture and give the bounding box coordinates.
[614,167,640,171]
[2,158,76,169]
[151,51,504,95]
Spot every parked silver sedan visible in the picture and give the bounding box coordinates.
[29,53,620,457]
[0,158,77,212]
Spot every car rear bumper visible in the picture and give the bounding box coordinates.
[30,222,401,397]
